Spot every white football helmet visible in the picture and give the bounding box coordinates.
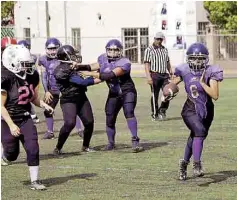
[2,45,34,79]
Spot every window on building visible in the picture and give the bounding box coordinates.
[197,22,209,34]
[71,28,81,52]
[122,28,149,63]
[23,28,31,44]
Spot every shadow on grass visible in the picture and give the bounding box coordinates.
[93,141,169,152]
[162,116,182,121]
[22,173,97,187]
[14,151,81,164]
[197,170,237,187]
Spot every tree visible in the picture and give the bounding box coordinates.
[204,1,237,31]
[1,1,15,20]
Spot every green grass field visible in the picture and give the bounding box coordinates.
[2,78,237,200]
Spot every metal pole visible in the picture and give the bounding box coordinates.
[64,1,68,44]
[45,1,50,38]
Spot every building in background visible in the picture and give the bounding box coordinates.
[14,1,210,64]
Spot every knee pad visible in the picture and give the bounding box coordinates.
[106,115,116,128]
[123,104,135,119]
[64,120,76,132]
[194,126,207,137]
[4,147,19,161]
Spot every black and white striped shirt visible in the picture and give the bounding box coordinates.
[144,45,170,73]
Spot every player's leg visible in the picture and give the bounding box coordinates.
[75,116,84,138]
[54,103,77,153]
[30,104,40,124]
[104,95,122,150]
[19,118,46,190]
[1,120,19,165]
[150,73,160,120]
[77,96,95,152]
[182,114,213,178]
[158,74,170,120]
[179,133,193,180]
[122,92,144,153]
[43,93,59,139]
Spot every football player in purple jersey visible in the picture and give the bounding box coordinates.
[76,39,144,153]
[1,45,54,190]
[172,42,223,180]
[38,38,83,139]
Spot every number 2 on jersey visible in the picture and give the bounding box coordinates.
[18,84,35,104]
[190,84,199,99]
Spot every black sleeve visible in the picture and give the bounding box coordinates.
[32,70,40,88]
[1,69,12,92]
[54,64,72,81]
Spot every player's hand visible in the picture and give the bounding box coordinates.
[71,61,79,70]
[9,123,21,137]
[80,71,92,77]
[170,74,174,80]
[147,78,153,85]
[200,70,206,85]
[94,78,102,84]
[40,100,54,115]
[44,91,53,104]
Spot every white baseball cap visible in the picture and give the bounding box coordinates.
[154,32,164,39]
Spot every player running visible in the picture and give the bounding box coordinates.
[172,42,223,180]
[1,45,54,190]
[17,40,40,123]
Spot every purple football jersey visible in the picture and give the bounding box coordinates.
[97,54,135,95]
[175,64,223,119]
[39,55,60,93]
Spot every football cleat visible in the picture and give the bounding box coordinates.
[131,136,144,153]
[1,157,11,166]
[81,146,96,153]
[30,180,46,190]
[104,143,116,151]
[31,115,40,124]
[43,131,54,139]
[179,159,189,180]
[158,109,166,121]
[53,148,62,155]
[193,161,204,177]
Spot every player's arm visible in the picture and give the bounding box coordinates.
[71,62,100,71]
[200,78,219,101]
[1,92,15,128]
[41,67,49,92]
[1,91,21,136]
[69,74,101,86]
[31,87,54,114]
[171,76,182,85]
[79,66,126,81]
[143,48,153,84]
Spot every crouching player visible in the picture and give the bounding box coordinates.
[172,43,223,180]
[1,45,54,190]
[53,45,101,154]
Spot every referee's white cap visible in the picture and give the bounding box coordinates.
[154,32,165,39]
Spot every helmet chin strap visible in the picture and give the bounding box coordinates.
[15,71,27,80]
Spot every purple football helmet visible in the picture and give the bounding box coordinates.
[105,39,123,60]
[17,40,31,50]
[45,37,61,58]
[186,42,209,74]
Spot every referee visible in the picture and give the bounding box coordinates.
[144,32,173,120]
